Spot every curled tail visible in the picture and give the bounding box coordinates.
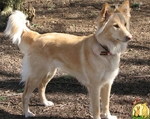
[4,11,39,53]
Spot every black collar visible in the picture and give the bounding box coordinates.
[99,43,111,55]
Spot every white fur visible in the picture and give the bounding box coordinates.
[99,38,127,55]
[21,54,31,83]
[4,11,29,45]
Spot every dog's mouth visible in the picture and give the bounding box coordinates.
[116,38,131,43]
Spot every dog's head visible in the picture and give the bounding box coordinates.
[96,0,132,43]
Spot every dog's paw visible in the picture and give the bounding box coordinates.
[108,115,117,119]
[41,100,54,107]
[25,111,35,118]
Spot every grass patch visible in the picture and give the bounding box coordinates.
[0,96,6,101]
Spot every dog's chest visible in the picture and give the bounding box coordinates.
[101,55,120,83]
[108,55,120,70]
[97,54,120,70]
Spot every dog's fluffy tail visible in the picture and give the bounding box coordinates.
[4,11,29,45]
[4,11,40,53]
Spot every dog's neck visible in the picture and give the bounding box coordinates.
[94,35,112,56]
[94,34,128,56]
[99,43,112,55]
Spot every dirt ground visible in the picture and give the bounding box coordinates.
[0,0,150,119]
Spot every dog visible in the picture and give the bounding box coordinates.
[4,1,132,119]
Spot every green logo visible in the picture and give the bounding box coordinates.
[132,99,150,119]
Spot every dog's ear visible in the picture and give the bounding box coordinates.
[100,3,113,22]
[118,0,131,18]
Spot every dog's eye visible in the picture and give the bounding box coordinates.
[113,24,119,28]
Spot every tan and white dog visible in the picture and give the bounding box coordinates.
[4,1,132,119]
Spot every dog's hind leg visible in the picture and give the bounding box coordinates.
[100,83,117,119]
[22,76,41,117]
[88,85,101,119]
[38,70,57,106]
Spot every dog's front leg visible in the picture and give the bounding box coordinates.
[100,83,117,119]
[88,85,101,119]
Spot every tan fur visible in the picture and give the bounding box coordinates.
[19,31,40,53]
[4,1,132,119]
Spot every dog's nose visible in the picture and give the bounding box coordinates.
[126,34,132,41]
